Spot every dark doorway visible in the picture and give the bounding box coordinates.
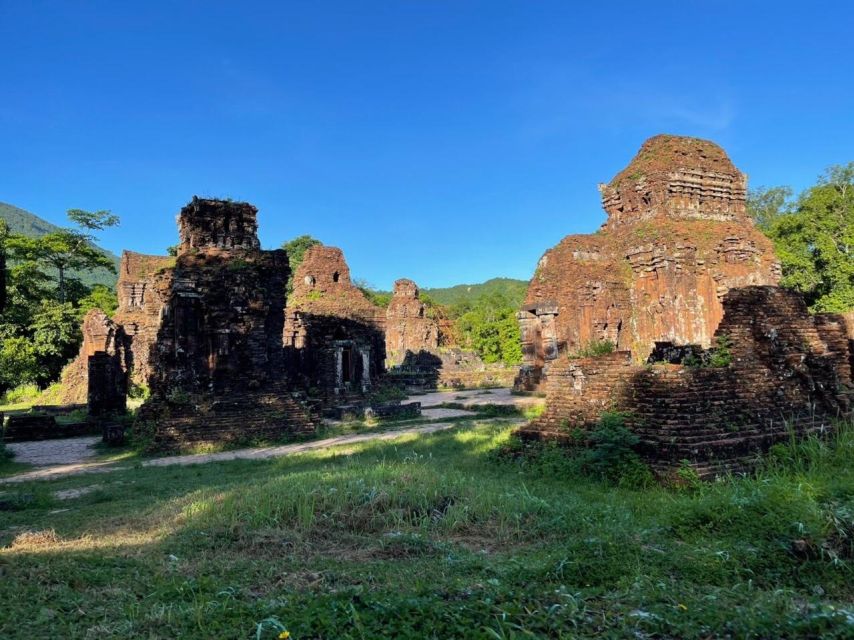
[341,346,352,383]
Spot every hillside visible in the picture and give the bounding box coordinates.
[0,201,120,288]
[423,277,528,308]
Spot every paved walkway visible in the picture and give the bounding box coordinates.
[1,420,523,485]
[406,387,540,409]
[6,436,100,466]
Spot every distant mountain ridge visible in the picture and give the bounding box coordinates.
[423,277,528,308]
[0,201,120,288]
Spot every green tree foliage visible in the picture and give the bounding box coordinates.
[77,284,119,318]
[6,209,118,302]
[0,208,119,392]
[0,201,119,287]
[281,235,322,296]
[452,292,522,364]
[750,163,854,312]
[0,218,8,312]
[0,301,81,387]
[746,186,793,231]
[354,279,392,307]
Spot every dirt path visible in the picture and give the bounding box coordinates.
[1,420,522,485]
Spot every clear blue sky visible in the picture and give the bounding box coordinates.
[1,1,852,290]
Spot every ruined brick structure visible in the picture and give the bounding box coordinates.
[177,197,260,253]
[58,197,314,446]
[139,198,314,447]
[58,252,174,403]
[284,245,386,396]
[87,351,127,416]
[518,135,780,389]
[520,287,853,477]
[385,278,440,366]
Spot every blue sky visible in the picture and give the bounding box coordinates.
[1,1,852,289]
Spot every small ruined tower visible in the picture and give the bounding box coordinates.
[385,278,440,366]
[177,196,261,254]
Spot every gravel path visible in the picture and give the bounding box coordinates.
[1,419,523,485]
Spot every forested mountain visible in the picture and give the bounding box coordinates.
[0,201,119,287]
[422,277,528,307]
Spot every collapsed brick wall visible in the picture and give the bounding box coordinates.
[519,286,853,476]
[284,246,386,395]
[519,135,781,389]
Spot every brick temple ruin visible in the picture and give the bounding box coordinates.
[55,134,853,471]
[516,135,854,476]
[59,196,509,447]
[283,245,387,396]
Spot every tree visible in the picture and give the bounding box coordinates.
[747,186,793,231]
[29,300,82,386]
[281,235,322,295]
[454,292,522,364]
[0,207,119,393]
[0,219,7,313]
[77,284,119,318]
[765,163,854,312]
[6,209,119,303]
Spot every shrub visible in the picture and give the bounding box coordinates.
[571,339,616,359]
[128,382,150,400]
[708,333,733,367]
[494,412,653,488]
[578,412,654,488]
[368,384,407,405]
[0,383,41,407]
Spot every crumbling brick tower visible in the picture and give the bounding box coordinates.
[518,134,781,389]
[385,278,440,366]
[58,251,174,404]
[140,197,314,448]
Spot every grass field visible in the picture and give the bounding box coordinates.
[1,418,852,639]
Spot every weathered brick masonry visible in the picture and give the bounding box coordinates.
[58,251,174,403]
[518,135,780,390]
[137,198,315,448]
[284,245,386,396]
[520,286,853,476]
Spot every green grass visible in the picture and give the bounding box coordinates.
[0,420,852,638]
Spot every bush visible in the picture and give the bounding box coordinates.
[494,412,653,488]
[571,339,616,359]
[578,412,654,488]
[0,383,42,407]
[368,384,407,405]
[128,382,150,400]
